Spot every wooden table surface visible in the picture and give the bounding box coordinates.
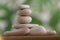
[0,35,60,40]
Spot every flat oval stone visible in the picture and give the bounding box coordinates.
[29,26,47,36]
[47,30,56,35]
[3,27,30,36]
[12,24,39,29]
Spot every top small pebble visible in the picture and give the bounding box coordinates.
[17,5,32,16]
[19,5,30,9]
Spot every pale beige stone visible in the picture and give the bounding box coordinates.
[17,9,32,16]
[47,30,56,35]
[29,26,47,36]
[3,27,30,36]
[12,24,39,29]
[17,16,32,24]
[19,5,30,9]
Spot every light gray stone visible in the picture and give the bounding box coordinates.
[17,16,32,24]
[13,24,39,29]
[3,27,30,36]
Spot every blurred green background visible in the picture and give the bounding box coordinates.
[0,0,60,34]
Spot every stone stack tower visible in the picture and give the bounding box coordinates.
[17,5,32,24]
[3,5,56,36]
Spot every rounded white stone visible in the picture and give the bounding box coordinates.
[12,24,39,29]
[17,9,32,16]
[3,27,30,36]
[47,30,56,35]
[19,5,30,9]
[17,16,32,24]
[29,25,47,36]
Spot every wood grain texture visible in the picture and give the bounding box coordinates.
[1,36,60,40]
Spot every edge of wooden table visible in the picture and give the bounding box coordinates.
[1,35,60,40]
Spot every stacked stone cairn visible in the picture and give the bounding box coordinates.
[3,5,56,36]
